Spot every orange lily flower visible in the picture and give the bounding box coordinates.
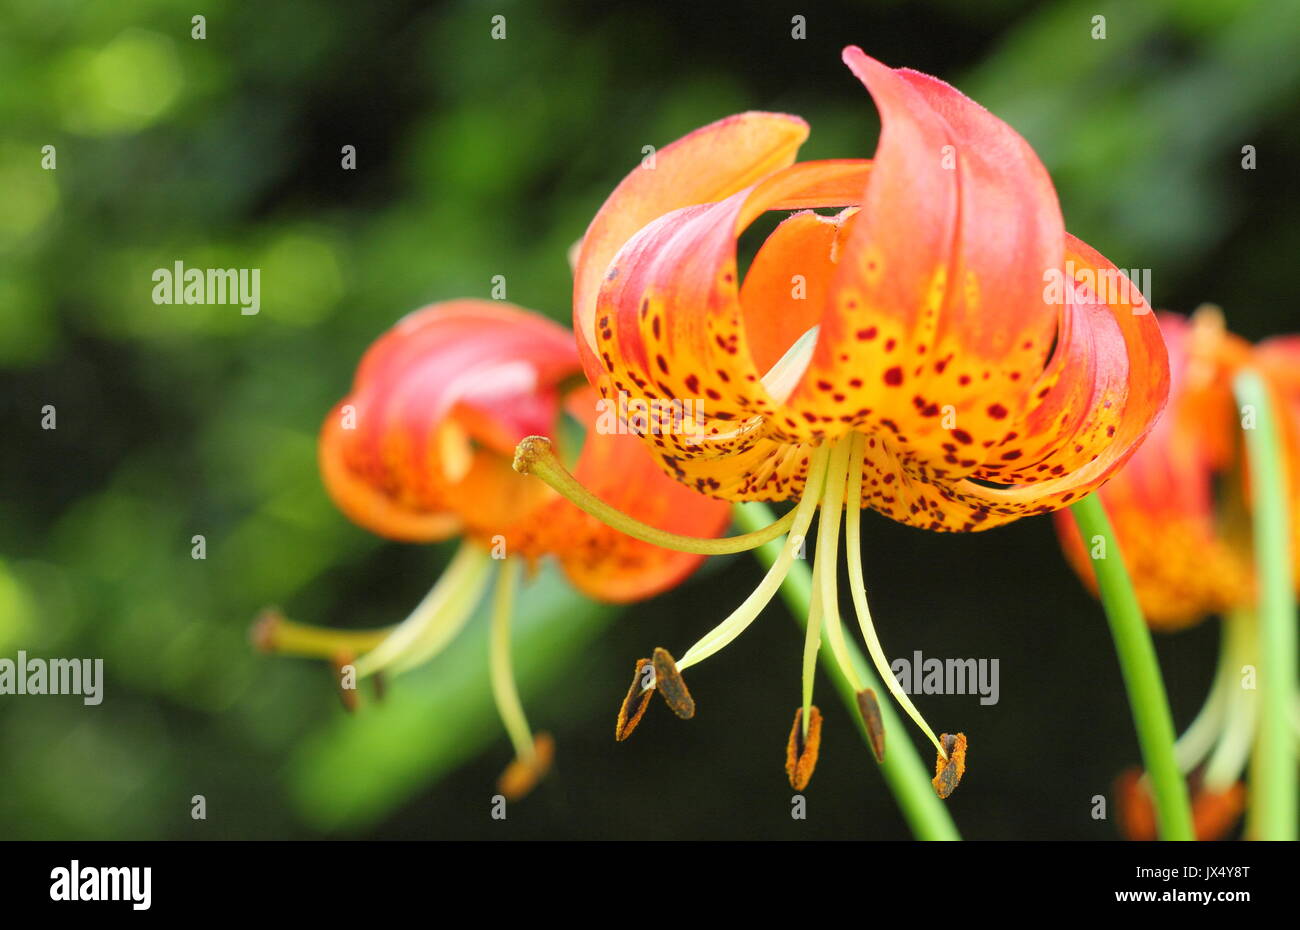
[517,47,1169,796]
[1055,308,1300,838]
[255,299,729,799]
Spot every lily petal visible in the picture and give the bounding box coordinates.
[574,112,811,383]
[320,300,580,542]
[782,48,1064,463]
[923,237,1170,530]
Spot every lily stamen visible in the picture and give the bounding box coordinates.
[798,566,824,742]
[488,559,556,799]
[252,608,391,659]
[673,443,830,671]
[354,543,494,677]
[811,436,867,699]
[1200,609,1258,791]
[844,432,948,759]
[541,428,963,794]
[489,559,534,762]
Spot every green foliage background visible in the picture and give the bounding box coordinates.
[1,0,1296,838]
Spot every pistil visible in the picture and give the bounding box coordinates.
[513,436,800,554]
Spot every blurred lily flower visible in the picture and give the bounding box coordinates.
[517,47,1169,795]
[255,299,729,799]
[1055,308,1300,838]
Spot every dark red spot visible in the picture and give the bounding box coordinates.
[883,366,903,386]
[987,404,1008,419]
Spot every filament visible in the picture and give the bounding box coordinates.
[253,610,393,659]
[844,431,946,757]
[354,542,494,677]
[800,558,824,740]
[813,437,866,694]
[1173,616,1234,774]
[1203,607,1259,790]
[489,559,536,763]
[674,443,831,671]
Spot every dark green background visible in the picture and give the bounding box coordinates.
[2,0,1297,839]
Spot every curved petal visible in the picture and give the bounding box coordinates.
[320,300,581,541]
[591,159,871,499]
[525,387,732,603]
[782,48,1065,470]
[574,111,812,383]
[907,237,1170,530]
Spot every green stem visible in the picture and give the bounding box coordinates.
[1069,494,1194,840]
[734,501,961,841]
[1234,369,1297,840]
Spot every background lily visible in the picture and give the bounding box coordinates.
[521,47,1170,795]
[1056,309,1300,838]
[257,299,729,798]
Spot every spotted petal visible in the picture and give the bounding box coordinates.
[320,300,580,542]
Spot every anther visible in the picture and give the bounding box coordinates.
[932,732,967,799]
[616,657,655,741]
[652,648,695,719]
[250,607,282,652]
[497,732,555,801]
[855,688,886,762]
[785,706,823,790]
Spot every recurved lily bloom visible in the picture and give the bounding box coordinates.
[1055,308,1300,838]
[516,47,1169,796]
[255,299,729,799]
